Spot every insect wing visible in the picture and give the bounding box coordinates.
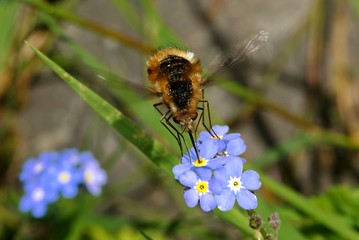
[203,30,269,85]
[95,67,155,98]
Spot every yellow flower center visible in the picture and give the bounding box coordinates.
[194,158,207,167]
[212,134,223,139]
[58,171,71,184]
[195,180,209,195]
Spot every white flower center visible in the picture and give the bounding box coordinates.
[227,176,244,194]
[34,162,44,173]
[58,171,71,184]
[32,188,45,202]
[84,169,94,184]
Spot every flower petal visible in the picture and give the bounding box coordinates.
[44,189,59,203]
[178,170,198,187]
[212,125,229,137]
[215,189,235,211]
[172,163,192,180]
[202,138,225,152]
[223,133,241,141]
[224,157,243,177]
[236,189,258,210]
[207,156,229,169]
[242,170,261,190]
[226,138,246,156]
[62,185,78,199]
[199,193,216,212]
[199,139,218,159]
[19,196,31,212]
[32,204,47,218]
[195,167,212,181]
[198,131,212,143]
[214,167,229,183]
[184,189,199,208]
[209,176,224,194]
[181,148,196,164]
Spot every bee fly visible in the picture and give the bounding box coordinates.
[146,30,269,159]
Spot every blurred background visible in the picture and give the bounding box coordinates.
[1,0,359,239]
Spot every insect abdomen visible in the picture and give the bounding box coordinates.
[169,76,193,110]
[159,55,194,110]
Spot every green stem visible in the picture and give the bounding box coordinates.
[247,210,268,239]
[19,0,154,54]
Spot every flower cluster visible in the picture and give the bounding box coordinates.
[172,125,261,212]
[19,149,107,218]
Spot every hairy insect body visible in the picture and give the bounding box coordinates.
[147,48,203,131]
[145,31,268,156]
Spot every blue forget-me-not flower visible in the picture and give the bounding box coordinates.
[19,149,107,218]
[173,125,261,212]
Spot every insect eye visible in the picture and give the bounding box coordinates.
[147,68,152,74]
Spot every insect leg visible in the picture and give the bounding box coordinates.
[153,102,192,160]
[187,129,201,161]
[198,99,219,139]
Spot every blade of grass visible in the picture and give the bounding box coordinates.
[258,172,359,240]
[139,0,183,46]
[111,0,142,31]
[254,130,359,170]
[0,2,19,72]
[257,200,307,240]
[114,0,183,46]
[213,209,254,236]
[57,35,180,149]
[253,133,315,169]
[350,0,359,20]
[26,41,175,175]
